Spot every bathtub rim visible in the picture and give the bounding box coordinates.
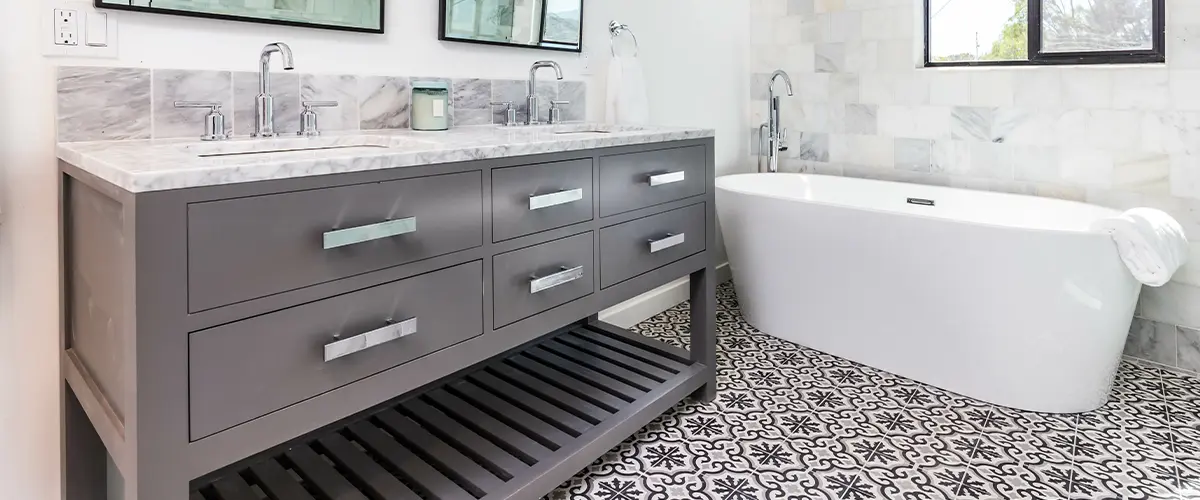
[716,172,1119,241]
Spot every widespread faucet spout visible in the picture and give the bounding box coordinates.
[769,69,795,97]
[526,60,564,125]
[255,42,295,138]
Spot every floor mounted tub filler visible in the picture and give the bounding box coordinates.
[716,173,1141,414]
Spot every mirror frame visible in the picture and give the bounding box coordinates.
[93,0,385,34]
[438,0,584,53]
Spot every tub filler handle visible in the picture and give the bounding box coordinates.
[649,233,686,253]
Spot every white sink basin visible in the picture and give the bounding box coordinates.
[178,135,426,158]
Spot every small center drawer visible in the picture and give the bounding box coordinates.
[599,203,706,288]
[188,261,484,440]
[187,171,483,312]
[493,232,594,328]
[599,145,706,217]
[492,159,594,242]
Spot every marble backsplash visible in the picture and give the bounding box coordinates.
[56,66,588,142]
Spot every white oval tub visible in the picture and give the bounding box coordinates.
[716,173,1141,413]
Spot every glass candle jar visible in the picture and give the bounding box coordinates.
[411,81,450,131]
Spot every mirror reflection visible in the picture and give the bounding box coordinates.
[440,0,583,52]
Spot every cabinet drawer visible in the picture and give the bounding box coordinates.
[599,145,705,217]
[492,159,594,242]
[493,232,594,328]
[188,261,483,440]
[187,172,483,312]
[599,204,706,288]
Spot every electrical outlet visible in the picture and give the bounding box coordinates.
[54,8,79,46]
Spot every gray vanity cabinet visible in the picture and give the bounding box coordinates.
[60,138,716,500]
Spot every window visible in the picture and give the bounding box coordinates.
[925,0,1165,66]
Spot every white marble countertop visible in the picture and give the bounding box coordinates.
[57,124,714,193]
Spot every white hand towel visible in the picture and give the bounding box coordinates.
[605,55,650,125]
[1091,208,1190,287]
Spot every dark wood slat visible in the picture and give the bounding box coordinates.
[400,398,527,480]
[523,348,644,401]
[574,326,689,371]
[346,421,475,500]
[448,380,576,449]
[247,459,317,500]
[557,333,675,381]
[209,475,259,500]
[469,370,593,435]
[316,433,421,500]
[505,356,628,412]
[283,445,369,500]
[424,389,555,463]
[541,340,660,390]
[374,409,504,497]
[488,362,613,423]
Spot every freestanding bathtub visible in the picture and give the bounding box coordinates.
[716,173,1141,413]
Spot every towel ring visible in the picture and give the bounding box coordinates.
[609,20,640,58]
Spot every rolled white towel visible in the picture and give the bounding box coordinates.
[1091,208,1190,287]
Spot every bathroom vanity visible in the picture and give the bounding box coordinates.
[57,125,716,499]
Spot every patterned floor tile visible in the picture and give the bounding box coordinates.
[552,282,1199,500]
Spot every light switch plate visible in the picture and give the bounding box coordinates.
[45,1,118,58]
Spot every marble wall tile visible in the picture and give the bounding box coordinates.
[452,79,491,111]
[751,73,771,101]
[1125,317,1178,366]
[894,138,931,172]
[966,142,1013,180]
[1170,153,1200,200]
[788,0,816,18]
[1112,152,1170,194]
[491,79,527,124]
[558,81,587,122]
[969,71,1014,107]
[829,73,859,103]
[815,43,844,73]
[1013,70,1063,109]
[929,72,971,106]
[152,69,232,139]
[931,139,969,174]
[841,104,877,134]
[58,66,152,142]
[358,76,411,130]
[300,74,359,132]
[1113,69,1169,110]
[788,132,830,162]
[1012,145,1061,184]
[950,107,993,142]
[1061,69,1113,108]
[1059,147,1114,187]
[992,108,1031,144]
[1180,326,1200,372]
[233,71,300,137]
[1139,282,1200,329]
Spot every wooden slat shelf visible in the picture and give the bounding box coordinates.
[189,322,710,500]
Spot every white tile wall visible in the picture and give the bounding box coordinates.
[749,0,1200,337]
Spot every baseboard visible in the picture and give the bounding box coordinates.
[598,262,732,329]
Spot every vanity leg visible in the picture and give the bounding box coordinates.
[64,384,107,500]
[689,266,717,402]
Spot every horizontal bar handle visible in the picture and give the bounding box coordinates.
[529,188,584,210]
[323,217,416,250]
[324,317,418,362]
[648,171,686,187]
[530,265,585,294]
[648,233,686,253]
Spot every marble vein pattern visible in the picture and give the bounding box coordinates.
[491,79,529,124]
[452,78,493,126]
[233,71,301,137]
[894,138,932,172]
[543,283,1200,500]
[358,76,411,130]
[951,106,994,142]
[841,104,877,134]
[815,43,844,73]
[788,132,830,162]
[152,69,233,140]
[558,81,588,123]
[58,66,152,142]
[56,124,715,192]
[1181,326,1200,372]
[300,74,359,132]
[1125,317,1179,367]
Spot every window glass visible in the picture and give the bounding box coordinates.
[1041,0,1154,53]
[928,0,1029,63]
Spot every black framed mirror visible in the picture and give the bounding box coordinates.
[94,0,385,33]
[439,0,583,52]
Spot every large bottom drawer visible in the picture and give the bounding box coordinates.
[188,261,484,440]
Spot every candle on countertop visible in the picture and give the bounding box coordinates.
[411,81,450,131]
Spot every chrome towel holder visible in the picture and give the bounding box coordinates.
[609,20,640,57]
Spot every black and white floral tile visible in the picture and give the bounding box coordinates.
[545,282,1200,500]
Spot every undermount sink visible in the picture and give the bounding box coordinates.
[553,129,612,135]
[180,135,420,158]
[197,144,389,158]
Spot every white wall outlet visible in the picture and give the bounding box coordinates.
[54,8,79,46]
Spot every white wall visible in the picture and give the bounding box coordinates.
[0,1,748,497]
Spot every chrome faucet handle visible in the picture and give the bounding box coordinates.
[298,101,338,137]
[174,101,227,141]
[490,101,520,127]
[548,100,570,124]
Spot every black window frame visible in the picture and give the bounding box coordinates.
[924,0,1166,67]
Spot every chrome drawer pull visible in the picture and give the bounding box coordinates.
[323,217,417,250]
[648,171,686,186]
[324,317,418,362]
[530,266,584,294]
[529,188,584,210]
[648,233,686,253]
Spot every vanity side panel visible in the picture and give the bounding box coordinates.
[64,177,129,424]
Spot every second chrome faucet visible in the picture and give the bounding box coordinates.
[255,42,295,138]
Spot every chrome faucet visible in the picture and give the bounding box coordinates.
[254,42,295,138]
[759,70,795,173]
[526,60,564,125]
